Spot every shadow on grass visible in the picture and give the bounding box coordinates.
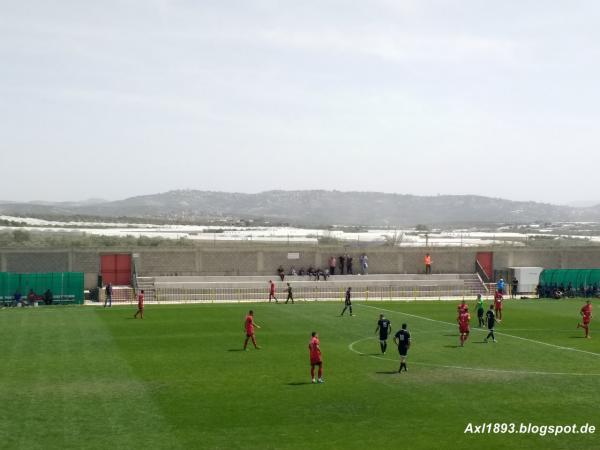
[444,345,460,348]
[287,381,314,386]
[568,336,587,339]
[227,349,246,352]
[360,352,383,356]
[375,371,399,375]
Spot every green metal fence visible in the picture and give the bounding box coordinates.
[0,272,84,304]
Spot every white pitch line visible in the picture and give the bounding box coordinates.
[358,303,600,358]
[348,337,600,377]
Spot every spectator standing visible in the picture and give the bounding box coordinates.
[104,283,113,308]
[347,256,354,275]
[360,254,369,275]
[497,278,505,295]
[277,265,285,282]
[424,253,432,274]
[338,255,346,275]
[511,278,518,299]
[329,256,337,276]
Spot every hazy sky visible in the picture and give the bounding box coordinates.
[1,1,599,204]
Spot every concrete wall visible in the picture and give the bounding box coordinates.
[2,245,600,288]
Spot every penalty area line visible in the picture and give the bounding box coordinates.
[357,303,600,358]
[348,337,600,377]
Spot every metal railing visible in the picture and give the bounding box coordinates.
[146,285,489,304]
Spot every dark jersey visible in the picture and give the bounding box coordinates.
[345,290,352,305]
[395,329,411,349]
[377,319,391,339]
[287,286,292,295]
[486,310,496,329]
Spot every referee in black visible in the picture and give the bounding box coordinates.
[394,323,411,373]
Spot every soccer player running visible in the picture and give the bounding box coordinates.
[285,283,294,304]
[309,331,324,383]
[457,308,471,347]
[484,304,497,343]
[475,294,485,327]
[243,310,261,350]
[340,287,353,316]
[394,323,411,372]
[375,314,392,354]
[133,289,145,319]
[268,280,278,303]
[577,300,593,338]
[494,290,504,321]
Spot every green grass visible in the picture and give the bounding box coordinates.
[1,299,599,450]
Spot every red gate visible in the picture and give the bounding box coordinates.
[101,254,132,286]
[476,252,493,280]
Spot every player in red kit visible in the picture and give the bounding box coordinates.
[134,289,145,319]
[268,280,278,303]
[457,300,468,317]
[243,310,261,350]
[577,300,593,338]
[494,290,504,321]
[457,310,471,347]
[309,331,323,383]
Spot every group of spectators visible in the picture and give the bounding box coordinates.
[537,282,600,299]
[9,288,53,307]
[276,253,369,281]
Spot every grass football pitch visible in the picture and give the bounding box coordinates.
[1,299,598,450]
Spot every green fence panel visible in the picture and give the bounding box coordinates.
[0,272,84,304]
[540,269,600,288]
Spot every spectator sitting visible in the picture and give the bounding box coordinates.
[27,289,37,306]
[13,290,26,307]
[44,289,53,305]
[307,266,316,280]
[298,267,306,276]
[288,266,297,276]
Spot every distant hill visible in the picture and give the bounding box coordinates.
[1,190,600,226]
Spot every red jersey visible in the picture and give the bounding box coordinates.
[309,336,321,362]
[137,292,144,308]
[457,303,469,315]
[494,292,503,306]
[245,315,254,335]
[269,283,275,294]
[581,304,592,319]
[458,312,471,328]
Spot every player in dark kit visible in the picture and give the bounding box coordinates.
[484,305,497,342]
[394,323,411,372]
[285,283,294,304]
[375,314,392,354]
[340,287,353,316]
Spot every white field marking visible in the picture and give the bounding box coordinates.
[358,303,600,358]
[348,337,600,377]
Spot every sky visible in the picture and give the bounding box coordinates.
[1,1,599,205]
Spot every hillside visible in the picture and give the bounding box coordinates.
[2,190,600,226]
